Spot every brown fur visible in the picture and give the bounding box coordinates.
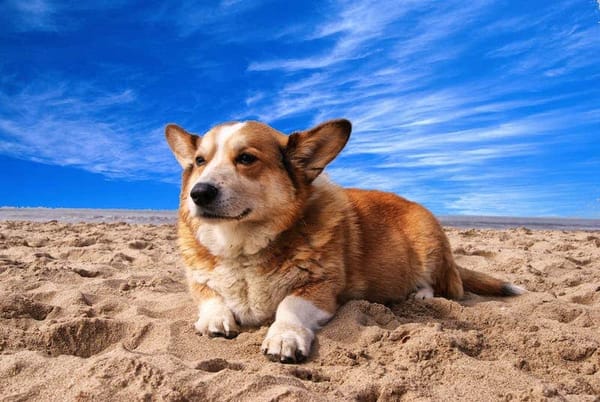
[165,118,522,362]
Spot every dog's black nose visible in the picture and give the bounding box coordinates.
[190,183,219,206]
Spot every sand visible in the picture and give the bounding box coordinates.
[0,220,599,401]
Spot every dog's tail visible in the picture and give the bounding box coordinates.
[457,266,526,297]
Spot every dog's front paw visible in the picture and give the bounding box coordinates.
[261,321,313,364]
[194,299,239,339]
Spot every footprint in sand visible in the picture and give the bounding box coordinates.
[289,367,330,383]
[43,318,128,357]
[69,237,97,247]
[0,294,54,320]
[128,240,152,250]
[195,358,244,372]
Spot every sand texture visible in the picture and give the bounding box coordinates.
[1,221,599,401]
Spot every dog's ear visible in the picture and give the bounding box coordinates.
[165,124,200,168]
[286,119,351,183]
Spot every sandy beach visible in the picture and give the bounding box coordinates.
[1,220,599,401]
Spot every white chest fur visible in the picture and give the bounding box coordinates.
[196,221,277,257]
[188,258,299,326]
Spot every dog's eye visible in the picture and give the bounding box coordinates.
[236,153,257,165]
[195,156,206,166]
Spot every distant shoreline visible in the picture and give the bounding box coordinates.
[1,207,599,230]
[438,215,600,231]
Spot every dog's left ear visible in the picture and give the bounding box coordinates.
[165,124,200,169]
[286,119,351,183]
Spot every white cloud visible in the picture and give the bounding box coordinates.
[447,191,551,217]
[444,185,580,217]
[0,80,178,181]
[379,143,538,169]
[249,0,422,71]
[149,0,274,38]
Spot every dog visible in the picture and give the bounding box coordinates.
[165,118,524,364]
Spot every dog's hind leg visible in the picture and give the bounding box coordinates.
[428,248,464,299]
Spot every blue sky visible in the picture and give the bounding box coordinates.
[1,0,599,217]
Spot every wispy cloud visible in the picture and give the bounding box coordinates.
[380,143,538,169]
[249,0,423,71]
[447,189,561,217]
[148,0,275,38]
[0,80,178,181]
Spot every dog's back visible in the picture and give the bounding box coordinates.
[342,188,522,302]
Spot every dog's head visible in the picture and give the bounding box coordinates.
[165,119,351,233]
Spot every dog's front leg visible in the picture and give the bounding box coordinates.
[190,282,239,339]
[261,291,334,363]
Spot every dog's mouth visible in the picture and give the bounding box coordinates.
[200,208,252,221]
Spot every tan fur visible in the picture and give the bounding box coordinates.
[165,118,523,363]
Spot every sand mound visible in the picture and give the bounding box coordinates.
[0,221,598,401]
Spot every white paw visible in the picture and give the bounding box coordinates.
[414,285,434,300]
[194,298,239,339]
[261,321,313,363]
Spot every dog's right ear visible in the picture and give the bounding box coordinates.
[165,124,200,169]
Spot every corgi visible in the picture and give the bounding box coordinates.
[165,119,524,364]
